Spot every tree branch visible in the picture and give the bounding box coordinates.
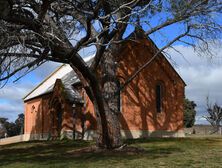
[120,27,190,90]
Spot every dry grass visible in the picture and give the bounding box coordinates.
[0,137,222,168]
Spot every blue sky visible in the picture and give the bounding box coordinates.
[0,62,61,121]
[167,44,222,124]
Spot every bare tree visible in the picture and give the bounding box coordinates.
[0,0,221,149]
[204,97,222,134]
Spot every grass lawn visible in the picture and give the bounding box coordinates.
[0,137,222,168]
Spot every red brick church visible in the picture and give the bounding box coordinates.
[23,32,186,140]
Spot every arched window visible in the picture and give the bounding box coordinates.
[31,105,36,113]
[156,83,164,113]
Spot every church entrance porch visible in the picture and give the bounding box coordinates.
[50,102,63,140]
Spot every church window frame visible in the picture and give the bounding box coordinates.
[155,81,165,113]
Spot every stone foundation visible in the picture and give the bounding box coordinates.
[121,130,185,139]
[23,129,185,142]
[82,129,185,140]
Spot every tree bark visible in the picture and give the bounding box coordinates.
[0,0,11,19]
[100,50,122,148]
[69,50,122,149]
[69,55,113,149]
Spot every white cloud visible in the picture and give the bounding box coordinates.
[0,83,33,100]
[167,45,222,124]
[0,99,24,121]
[0,83,34,121]
[0,61,60,121]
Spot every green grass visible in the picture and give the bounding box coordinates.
[0,138,222,168]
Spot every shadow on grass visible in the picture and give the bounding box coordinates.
[125,137,222,145]
[125,137,180,144]
[0,139,184,167]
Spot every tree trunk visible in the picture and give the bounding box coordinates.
[100,50,122,148]
[69,51,122,149]
[69,56,112,149]
[0,1,11,19]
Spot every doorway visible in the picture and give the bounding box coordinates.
[52,102,63,138]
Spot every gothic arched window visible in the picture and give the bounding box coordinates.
[156,82,164,113]
[31,105,36,113]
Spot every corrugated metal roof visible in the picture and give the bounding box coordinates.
[23,55,94,101]
[60,70,82,103]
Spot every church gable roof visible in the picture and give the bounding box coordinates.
[123,29,186,86]
[23,55,94,102]
[59,71,82,103]
[24,33,185,102]
[50,79,82,105]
